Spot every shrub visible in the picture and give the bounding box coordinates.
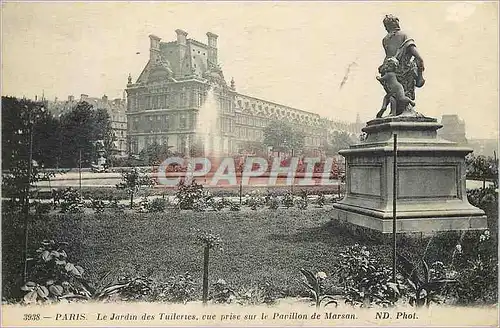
[337,244,400,307]
[112,276,154,301]
[211,278,237,304]
[175,180,212,211]
[452,230,498,305]
[467,186,498,209]
[147,198,167,213]
[207,197,229,212]
[59,188,84,213]
[282,191,294,208]
[397,255,457,307]
[157,272,197,304]
[137,197,149,213]
[296,190,309,210]
[107,196,125,212]
[34,201,52,215]
[245,190,265,210]
[116,167,155,209]
[21,240,90,304]
[316,194,326,207]
[90,198,106,214]
[236,282,279,305]
[267,196,280,210]
[229,201,241,211]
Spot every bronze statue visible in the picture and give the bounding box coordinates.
[376,14,425,118]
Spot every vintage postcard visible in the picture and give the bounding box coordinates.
[1,1,498,327]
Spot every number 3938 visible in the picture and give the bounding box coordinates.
[23,314,40,321]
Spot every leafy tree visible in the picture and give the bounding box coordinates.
[466,154,498,188]
[189,140,205,157]
[263,120,305,155]
[139,143,174,166]
[91,107,116,156]
[1,96,57,283]
[59,101,115,167]
[1,97,57,206]
[322,131,356,155]
[2,96,60,170]
[238,141,266,156]
[116,168,156,209]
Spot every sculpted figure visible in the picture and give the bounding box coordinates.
[376,57,415,118]
[377,14,425,117]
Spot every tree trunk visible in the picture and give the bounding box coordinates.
[202,246,210,304]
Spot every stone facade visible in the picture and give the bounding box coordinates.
[126,30,361,156]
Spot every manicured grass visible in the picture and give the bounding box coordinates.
[2,208,387,300]
[2,203,497,302]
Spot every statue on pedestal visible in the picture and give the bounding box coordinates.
[376,14,425,118]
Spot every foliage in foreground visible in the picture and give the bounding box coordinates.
[337,244,400,307]
[8,196,497,307]
[116,168,156,209]
[300,269,339,308]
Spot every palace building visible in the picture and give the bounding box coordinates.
[126,29,359,156]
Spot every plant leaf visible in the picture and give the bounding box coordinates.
[49,285,64,296]
[71,267,82,277]
[65,262,75,272]
[24,290,38,304]
[75,265,84,275]
[21,283,35,292]
[323,299,338,307]
[60,293,89,300]
[422,259,430,284]
[387,282,400,295]
[37,285,49,298]
[300,268,319,293]
[397,253,423,286]
[41,250,51,262]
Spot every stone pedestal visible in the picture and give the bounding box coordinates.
[332,116,487,233]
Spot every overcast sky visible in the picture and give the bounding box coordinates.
[2,1,498,139]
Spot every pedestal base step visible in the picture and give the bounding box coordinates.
[332,207,487,233]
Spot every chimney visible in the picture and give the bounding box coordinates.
[80,94,88,101]
[102,94,108,102]
[149,34,161,64]
[206,32,218,66]
[68,95,75,102]
[176,29,188,75]
[175,29,188,45]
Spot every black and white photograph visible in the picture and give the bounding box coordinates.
[1,1,498,326]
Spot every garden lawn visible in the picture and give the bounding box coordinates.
[3,204,496,301]
[2,207,389,300]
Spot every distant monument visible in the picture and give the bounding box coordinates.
[439,114,468,145]
[332,15,487,233]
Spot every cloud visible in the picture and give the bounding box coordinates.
[445,2,479,22]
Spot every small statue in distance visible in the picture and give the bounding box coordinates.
[376,57,415,118]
